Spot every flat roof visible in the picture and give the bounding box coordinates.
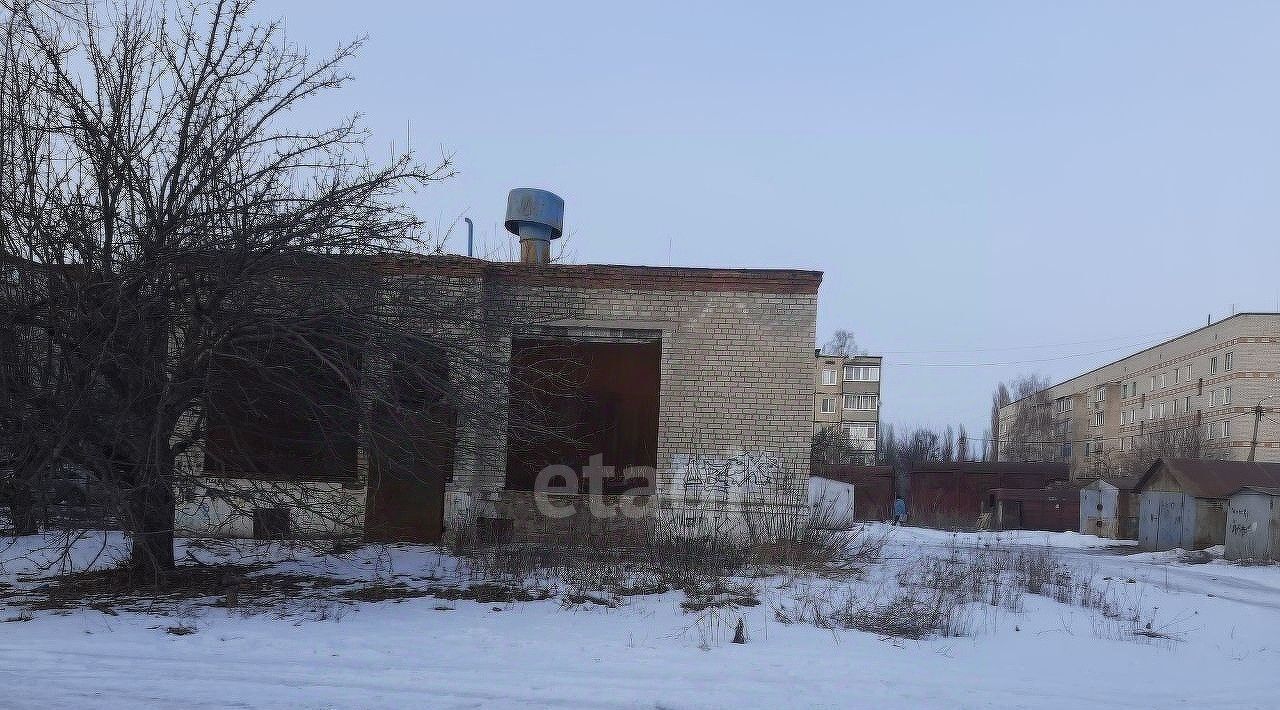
[371,254,823,295]
[815,353,884,361]
[1004,312,1280,408]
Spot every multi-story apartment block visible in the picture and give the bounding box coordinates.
[813,350,882,463]
[998,313,1280,479]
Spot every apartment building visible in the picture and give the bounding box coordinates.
[814,351,882,463]
[997,313,1280,479]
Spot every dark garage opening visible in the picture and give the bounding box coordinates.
[506,338,660,495]
[203,339,359,483]
[365,350,455,543]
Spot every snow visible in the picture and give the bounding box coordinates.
[2,527,1279,709]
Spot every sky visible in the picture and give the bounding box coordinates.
[270,1,1280,442]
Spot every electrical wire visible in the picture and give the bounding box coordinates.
[875,327,1188,356]
[887,336,1181,367]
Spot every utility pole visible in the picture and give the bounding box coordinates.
[1249,405,1262,461]
[1249,395,1275,462]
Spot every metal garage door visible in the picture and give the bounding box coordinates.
[1140,491,1186,551]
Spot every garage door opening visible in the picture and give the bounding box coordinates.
[365,350,455,543]
[506,337,660,495]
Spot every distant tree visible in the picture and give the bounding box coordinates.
[988,383,1011,460]
[880,426,943,499]
[876,423,896,467]
[956,424,970,462]
[811,427,874,468]
[941,425,955,463]
[1088,421,1218,479]
[821,329,861,357]
[990,374,1054,462]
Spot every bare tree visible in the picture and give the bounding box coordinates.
[811,426,875,468]
[987,383,1010,461]
[879,426,943,499]
[991,374,1054,462]
[940,425,955,463]
[956,424,969,462]
[1086,419,1218,479]
[821,329,861,357]
[0,0,500,578]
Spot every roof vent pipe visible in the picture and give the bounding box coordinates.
[504,188,564,265]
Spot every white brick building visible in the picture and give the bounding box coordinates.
[997,313,1280,479]
[176,256,822,541]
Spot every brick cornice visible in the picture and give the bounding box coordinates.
[370,255,823,295]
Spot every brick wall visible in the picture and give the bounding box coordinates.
[180,258,820,540]
[998,314,1280,474]
[447,275,820,536]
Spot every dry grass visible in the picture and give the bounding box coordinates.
[445,503,884,618]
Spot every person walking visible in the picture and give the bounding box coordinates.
[892,497,907,526]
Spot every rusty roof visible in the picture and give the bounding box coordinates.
[812,465,894,485]
[1081,476,1142,492]
[1232,486,1280,497]
[1136,458,1280,499]
[989,483,1084,501]
[912,461,1069,478]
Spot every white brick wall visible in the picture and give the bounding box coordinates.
[998,314,1280,473]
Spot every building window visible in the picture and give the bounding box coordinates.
[1148,404,1155,419]
[1095,387,1106,402]
[821,369,836,386]
[1185,364,1192,380]
[845,394,878,410]
[1184,395,1191,413]
[1056,397,1073,413]
[1159,373,1167,388]
[1122,383,1129,398]
[1091,411,1104,426]
[844,365,880,382]
[1210,386,1233,407]
[1060,443,1072,459]
[1158,402,1167,419]
[1210,356,1218,375]
[844,423,876,444]
[820,397,835,413]
[1225,352,1234,372]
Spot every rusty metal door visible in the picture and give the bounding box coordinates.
[364,404,454,544]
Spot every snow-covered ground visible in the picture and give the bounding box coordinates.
[1,526,1278,709]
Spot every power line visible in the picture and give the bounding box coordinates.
[876,327,1187,356]
[889,336,1177,367]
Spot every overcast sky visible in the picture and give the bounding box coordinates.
[275,1,1280,441]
